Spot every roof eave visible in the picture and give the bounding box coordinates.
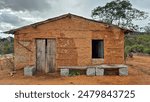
[3,29,16,34]
[3,13,134,34]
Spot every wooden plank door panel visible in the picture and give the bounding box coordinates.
[47,39,56,73]
[36,39,46,72]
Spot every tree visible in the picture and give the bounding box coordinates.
[144,23,150,33]
[91,0,148,31]
[0,37,14,55]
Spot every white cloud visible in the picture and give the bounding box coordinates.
[0,32,14,38]
[0,0,149,34]
[0,9,43,32]
[0,0,51,11]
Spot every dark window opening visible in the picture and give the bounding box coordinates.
[92,40,104,58]
[104,68,119,75]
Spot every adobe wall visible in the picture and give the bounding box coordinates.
[14,16,125,69]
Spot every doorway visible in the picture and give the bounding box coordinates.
[36,39,56,73]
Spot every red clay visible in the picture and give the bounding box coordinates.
[0,55,150,85]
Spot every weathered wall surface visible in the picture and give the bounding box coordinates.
[0,54,14,70]
[14,16,125,70]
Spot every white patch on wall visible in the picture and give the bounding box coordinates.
[19,41,31,47]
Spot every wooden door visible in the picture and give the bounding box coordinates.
[46,39,56,73]
[36,39,56,73]
[36,39,46,72]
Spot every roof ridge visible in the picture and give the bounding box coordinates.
[4,13,132,34]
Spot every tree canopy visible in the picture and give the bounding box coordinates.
[91,0,148,31]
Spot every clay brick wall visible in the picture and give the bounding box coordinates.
[14,15,125,70]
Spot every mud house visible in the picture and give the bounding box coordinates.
[5,13,130,75]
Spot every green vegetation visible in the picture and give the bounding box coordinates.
[144,23,150,33]
[91,0,150,56]
[91,0,148,31]
[69,70,81,76]
[125,34,150,55]
[0,37,14,55]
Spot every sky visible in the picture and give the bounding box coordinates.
[0,0,150,38]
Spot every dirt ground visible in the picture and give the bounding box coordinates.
[0,55,150,85]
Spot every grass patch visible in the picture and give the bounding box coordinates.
[69,69,86,76]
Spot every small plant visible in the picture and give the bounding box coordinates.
[69,70,81,76]
[124,46,133,63]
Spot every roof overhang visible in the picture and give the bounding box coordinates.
[3,13,133,34]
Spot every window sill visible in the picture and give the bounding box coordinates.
[92,58,104,65]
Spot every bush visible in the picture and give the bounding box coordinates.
[144,48,150,54]
[125,46,132,53]
[69,70,80,76]
[125,34,150,54]
[125,46,131,58]
[125,46,134,58]
[130,45,144,53]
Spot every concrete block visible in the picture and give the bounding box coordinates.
[119,67,128,76]
[96,67,104,76]
[60,69,69,76]
[86,67,96,76]
[24,66,36,76]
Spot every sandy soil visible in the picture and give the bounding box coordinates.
[0,55,150,85]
